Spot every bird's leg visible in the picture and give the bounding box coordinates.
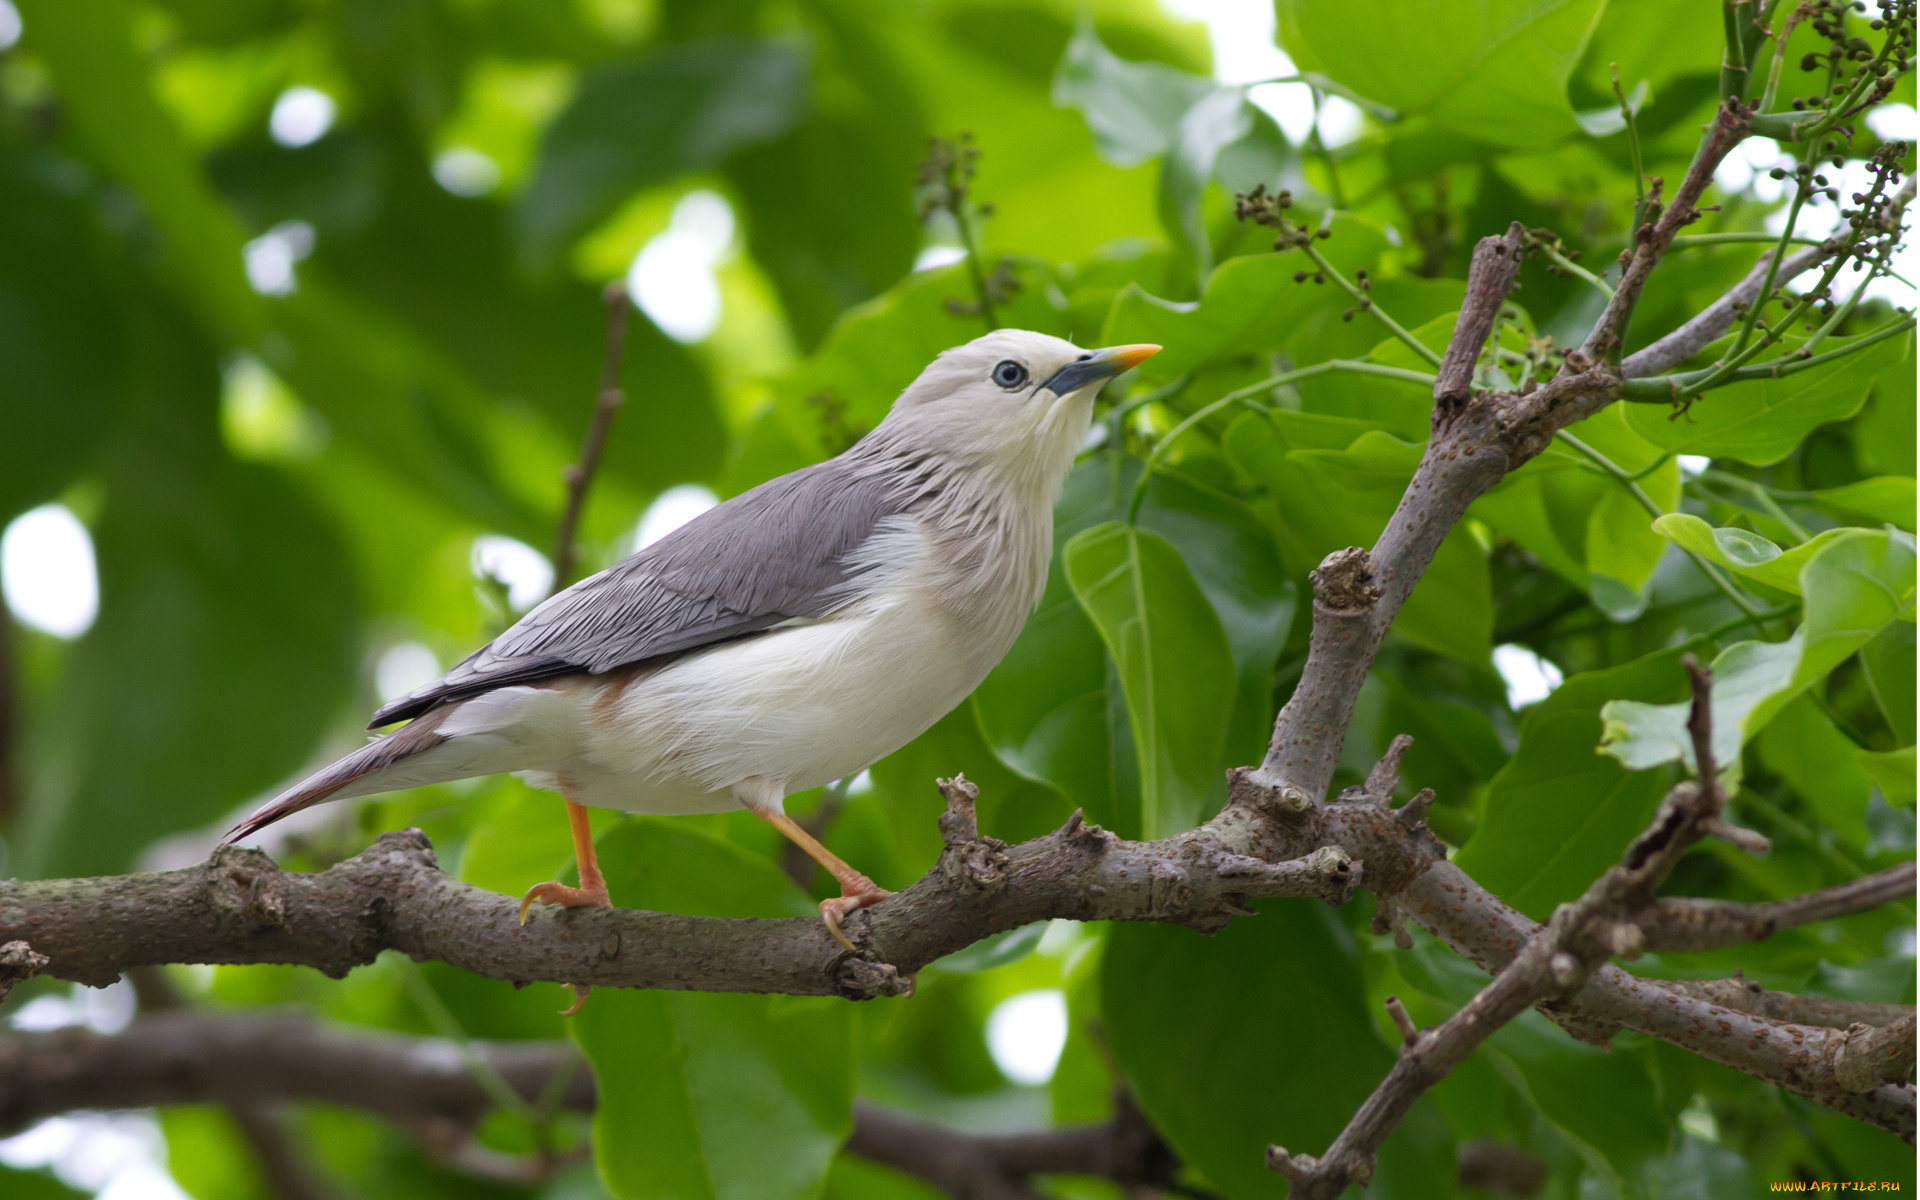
[517,777,611,1015]
[735,776,889,953]
[518,793,612,920]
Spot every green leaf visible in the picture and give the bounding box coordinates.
[1105,905,1452,1199]
[1158,86,1252,279]
[727,111,920,351]
[1856,746,1917,806]
[1860,621,1917,744]
[1101,215,1391,378]
[1454,649,1691,921]
[1052,21,1214,168]
[1276,0,1608,147]
[516,39,808,266]
[976,457,1290,839]
[1755,696,1875,845]
[22,335,360,877]
[1237,424,1492,660]
[1852,346,1915,478]
[16,0,266,341]
[1475,409,1680,606]
[1624,332,1909,465]
[0,140,127,522]
[574,819,853,1200]
[1064,522,1235,837]
[1650,514,1875,596]
[1811,477,1917,532]
[1599,531,1916,776]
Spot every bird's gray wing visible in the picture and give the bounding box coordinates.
[369,458,911,726]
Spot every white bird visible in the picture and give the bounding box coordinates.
[228,331,1158,977]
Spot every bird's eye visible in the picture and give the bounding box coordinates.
[991,360,1029,389]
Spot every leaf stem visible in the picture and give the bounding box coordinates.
[1298,242,1441,367]
[1611,63,1647,226]
[1619,315,1917,400]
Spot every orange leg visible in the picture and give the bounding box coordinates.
[517,778,611,1015]
[748,798,890,953]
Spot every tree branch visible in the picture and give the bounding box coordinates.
[0,778,1360,1001]
[1635,861,1916,952]
[549,281,633,594]
[1268,662,1913,1196]
[1656,975,1914,1029]
[1620,238,1843,377]
[0,1007,1198,1199]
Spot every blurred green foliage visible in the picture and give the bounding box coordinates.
[0,0,1912,1196]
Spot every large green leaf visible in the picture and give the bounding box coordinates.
[574,819,854,1200]
[1476,407,1680,613]
[0,140,128,521]
[1860,621,1917,744]
[725,7,922,350]
[1755,696,1875,844]
[1599,531,1916,774]
[1230,423,1492,660]
[1453,649,1690,920]
[1650,515,1875,597]
[1856,746,1917,806]
[16,0,266,341]
[23,331,359,877]
[1051,21,1213,169]
[1277,0,1608,147]
[1101,215,1391,378]
[1064,522,1235,838]
[1105,906,1453,1199]
[1623,332,1909,465]
[1811,477,1917,532]
[515,38,808,265]
[974,459,1136,836]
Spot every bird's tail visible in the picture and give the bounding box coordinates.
[225,708,452,843]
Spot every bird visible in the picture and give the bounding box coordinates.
[226,331,1159,979]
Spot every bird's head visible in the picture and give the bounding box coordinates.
[874,330,1159,481]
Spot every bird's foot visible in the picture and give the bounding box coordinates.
[518,882,610,1015]
[517,880,612,925]
[819,878,890,953]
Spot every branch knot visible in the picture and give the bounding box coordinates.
[1309,548,1380,611]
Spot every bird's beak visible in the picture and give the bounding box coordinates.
[1039,344,1162,396]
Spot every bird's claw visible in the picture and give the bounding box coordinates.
[517,880,612,925]
[819,881,890,953]
[517,883,610,1014]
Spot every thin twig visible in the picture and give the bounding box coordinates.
[549,282,633,595]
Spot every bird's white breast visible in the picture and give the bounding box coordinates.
[548,511,1045,813]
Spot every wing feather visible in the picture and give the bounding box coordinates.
[369,457,910,726]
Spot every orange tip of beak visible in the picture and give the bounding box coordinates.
[1107,344,1162,370]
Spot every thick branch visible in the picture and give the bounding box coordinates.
[0,1008,1190,1198]
[0,781,1359,1001]
[1657,976,1913,1029]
